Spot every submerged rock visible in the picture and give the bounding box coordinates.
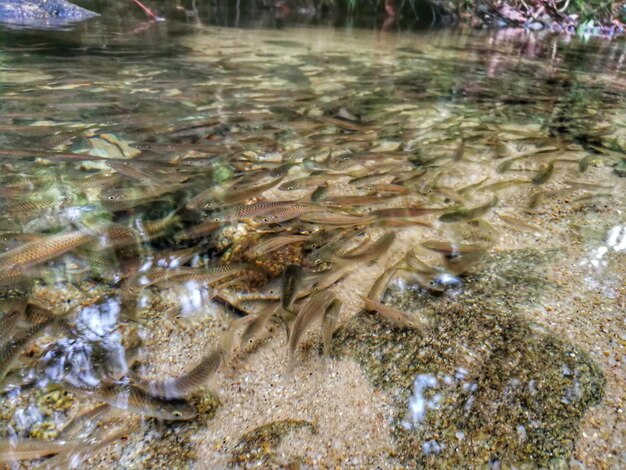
[335,249,605,468]
[0,0,98,24]
[230,419,318,467]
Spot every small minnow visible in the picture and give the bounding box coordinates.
[288,291,335,370]
[532,161,555,185]
[0,231,92,271]
[452,137,465,161]
[58,404,112,440]
[36,425,135,470]
[0,298,28,345]
[279,174,346,191]
[193,175,284,210]
[158,264,262,287]
[310,264,353,291]
[0,315,56,381]
[107,160,159,185]
[281,264,303,316]
[564,181,614,191]
[241,304,279,344]
[477,179,531,192]
[95,224,142,250]
[250,234,311,257]
[143,349,223,399]
[306,229,368,266]
[0,439,76,462]
[63,381,197,421]
[368,255,408,301]
[361,296,427,329]
[421,240,488,256]
[318,116,373,132]
[299,212,375,226]
[438,196,498,223]
[334,232,395,263]
[321,298,342,361]
[527,188,576,209]
[496,213,542,233]
[322,193,399,206]
[370,207,444,219]
[310,185,329,202]
[210,200,302,222]
[178,220,221,239]
[251,203,326,224]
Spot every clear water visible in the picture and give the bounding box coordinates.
[0,11,624,469]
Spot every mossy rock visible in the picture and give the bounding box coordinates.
[334,249,605,468]
[230,419,317,467]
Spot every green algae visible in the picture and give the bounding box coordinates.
[230,419,318,467]
[191,391,221,421]
[334,249,605,468]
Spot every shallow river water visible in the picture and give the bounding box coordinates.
[0,12,624,469]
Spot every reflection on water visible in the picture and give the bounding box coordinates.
[0,17,624,468]
[580,223,625,298]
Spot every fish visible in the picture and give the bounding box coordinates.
[321,298,341,361]
[310,264,353,291]
[421,240,489,256]
[321,193,392,207]
[0,298,28,344]
[288,291,336,369]
[438,196,498,223]
[0,230,93,272]
[279,174,347,191]
[158,264,263,287]
[107,160,159,185]
[367,255,408,301]
[361,296,427,328]
[0,315,57,381]
[142,349,223,399]
[58,404,112,440]
[334,232,395,263]
[0,439,76,462]
[496,213,542,233]
[240,304,280,345]
[527,188,576,209]
[191,175,284,210]
[250,234,311,257]
[210,200,303,223]
[0,267,49,287]
[477,179,531,192]
[280,264,304,323]
[250,203,327,225]
[178,220,221,239]
[94,224,142,250]
[369,207,445,219]
[318,116,373,132]
[532,161,555,185]
[348,172,390,187]
[310,185,329,202]
[62,381,197,420]
[306,229,368,266]
[564,181,614,191]
[453,137,465,161]
[35,425,136,470]
[299,212,375,226]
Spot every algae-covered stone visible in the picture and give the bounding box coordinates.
[231,419,317,467]
[335,249,605,468]
[614,158,626,177]
[191,391,221,420]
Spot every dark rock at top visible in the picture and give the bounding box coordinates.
[0,0,97,23]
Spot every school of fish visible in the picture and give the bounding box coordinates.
[0,28,624,467]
